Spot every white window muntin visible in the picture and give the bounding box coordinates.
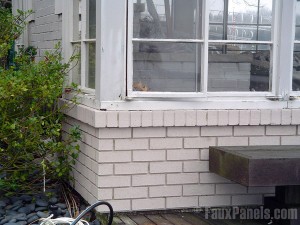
[127,0,278,99]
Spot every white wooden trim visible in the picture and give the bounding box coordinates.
[132,38,204,43]
[202,0,209,94]
[82,39,97,42]
[80,0,86,88]
[207,40,273,44]
[95,0,102,100]
[99,0,127,101]
[127,0,134,97]
[270,0,279,97]
[276,0,295,99]
[128,91,272,99]
[100,99,288,111]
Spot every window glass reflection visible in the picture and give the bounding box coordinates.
[133,0,203,39]
[209,0,272,41]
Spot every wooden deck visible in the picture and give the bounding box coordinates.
[112,212,271,225]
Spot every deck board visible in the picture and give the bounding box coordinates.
[119,215,138,225]
[114,212,273,225]
[146,215,174,225]
[162,214,193,225]
[179,213,210,225]
[129,215,156,225]
[113,217,126,225]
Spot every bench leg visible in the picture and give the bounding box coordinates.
[264,186,300,225]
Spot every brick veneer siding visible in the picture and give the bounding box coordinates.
[62,104,300,212]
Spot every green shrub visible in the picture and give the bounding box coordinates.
[0,7,81,195]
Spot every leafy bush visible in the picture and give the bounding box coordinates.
[0,7,81,195]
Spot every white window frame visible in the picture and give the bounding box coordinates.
[66,0,96,93]
[127,0,278,99]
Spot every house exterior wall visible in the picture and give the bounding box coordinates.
[13,0,300,213]
[62,104,300,212]
[14,0,62,61]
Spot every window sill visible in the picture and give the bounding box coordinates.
[62,91,295,110]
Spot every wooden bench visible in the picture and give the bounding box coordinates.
[209,146,300,225]
[209,146,300,186]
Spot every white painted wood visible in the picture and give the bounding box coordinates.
[132,38,204,43]
[202,0,209,94]
[100,99,288,111]
[127,0,134,97]
[128,91,272,99]
[207,40,272,44]
[270,0,279,97]
[275,0,295,99]
[95,0,102,100]
[81,0,87,88]
[99,0,127,101]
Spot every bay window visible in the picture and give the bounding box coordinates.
[62,0,300,110]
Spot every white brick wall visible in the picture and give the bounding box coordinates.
[64,108,300,212]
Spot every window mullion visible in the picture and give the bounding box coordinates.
[95,0,101,99]
[271,0,280,96]
[127,0,134,97]
[275,0,296,99]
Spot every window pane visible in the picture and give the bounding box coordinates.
[73,0,81,41]
[293,44,300,91]
[227,25,271,41]
[209,25,224,40]
[228,0,259,24]
[295,27,300,41]
[296,1,300,40]
[133,0,203,39]
[228,0,272,24]
[227,25,257,41]
[209,0,272,41]
[208,44,271,92]
[133,42,200,92]
[87,42,96,89]
[72,44,81,85]
[87,0,96,39]
[209,0,224,23]
[296,0,300,26]
[259,0,273,25]
[257,26,271,41]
